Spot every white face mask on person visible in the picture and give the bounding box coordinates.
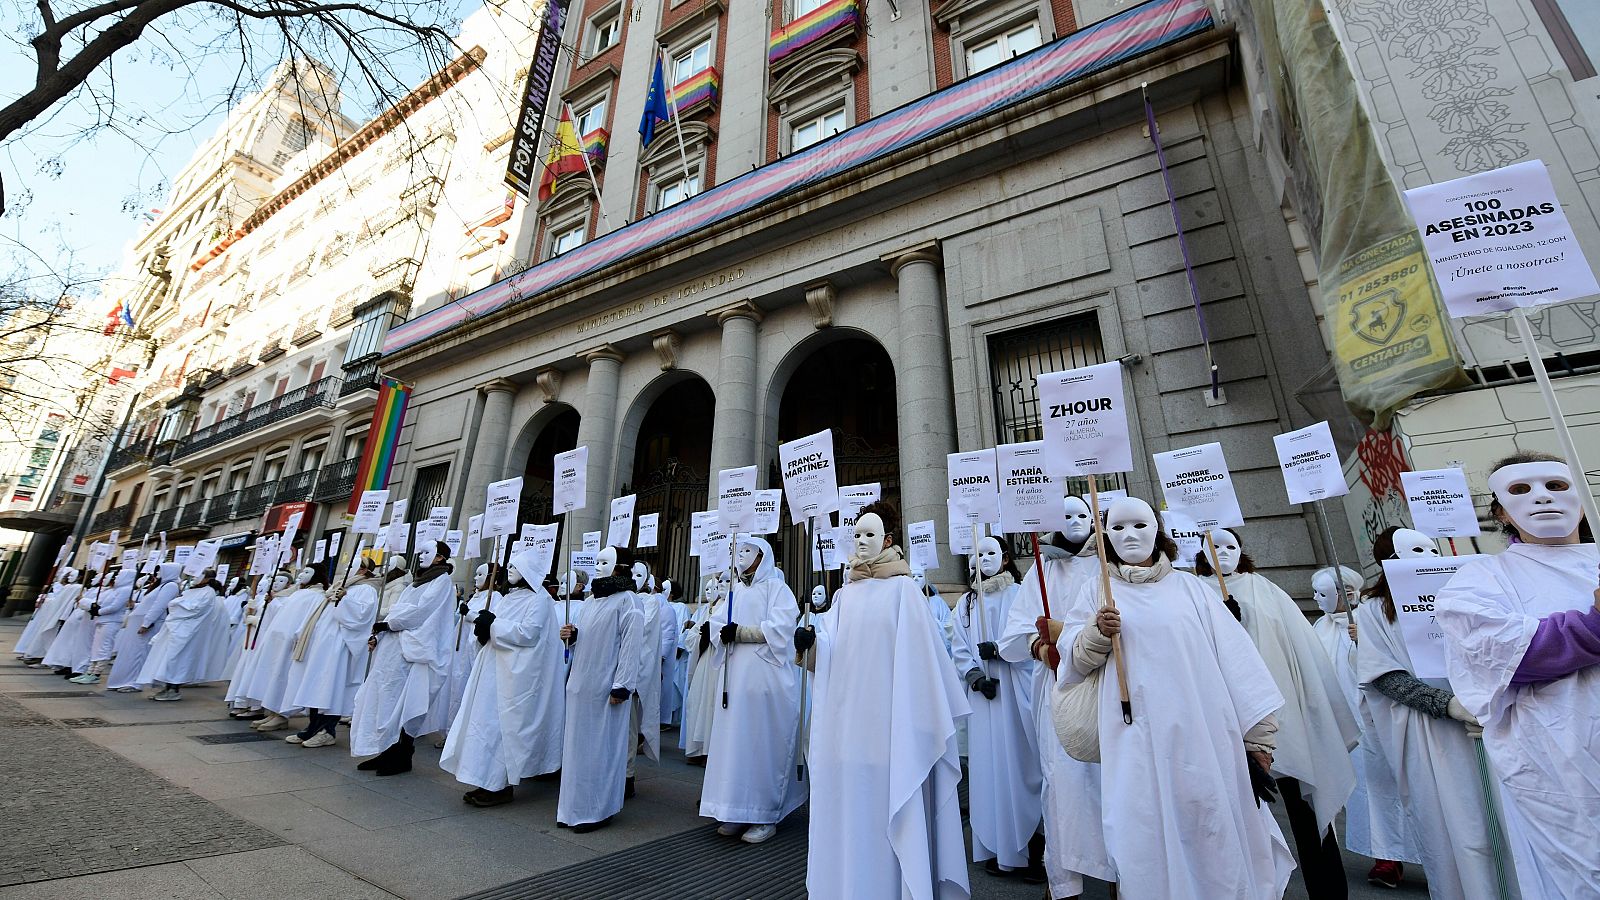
[1390,528,1440,558]
[594,547,618,579]
[474,564,489,590]
[1105,498,1159,564]
[1062,496,1094,544]
[1490,460,1585,540]
[975,537,1003,578]
[1210,530,1241,575]
[854,513,888,558]
[631,562,650,592]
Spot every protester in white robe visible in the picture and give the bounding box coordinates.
[1050,498,1293,900]
[627,560,665,779]
[442,549,564,806]
[219,579,253,681]
[952,536,1044,878]
[799,502,970,900]
[1000,507,1114,900]
[225,574,285,718]
[913,569,954,657]
[681,577,724,761]
[1310,566,1420,886]
[106,573,161,691]
[1438,454,1598,899]
[699,536,803,843]
[72,568,136,683]
[556,546,643,832]
[659,579,686,727]
[282,558,380,747]
[350,541,457,776]
[1357,526,1510,900]
[444,565,496,725]
[139,569,229,699]
[14,568,80,661]
[1198,529,1358,900]
[241,568,327,729]
[44,570,104,674]
[378,557,410,617]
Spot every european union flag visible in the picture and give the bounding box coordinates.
[638,50,670,148]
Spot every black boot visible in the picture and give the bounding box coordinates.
[1022,832,1048,884]
[624,776,636,799]
[375,732,414,776]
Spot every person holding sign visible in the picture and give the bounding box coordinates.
[281,556,381,748]
[444,564,503,727]
[1048,498,1292,899]
[16,568,81,665]
[1196,530,1359,900]
[138,568,229,701]
[44,569,102,676]
[71,567,136,685]
[681,576,726,764]
[106,572,165,692]
[952,536,1045,881]
[350,541,458,777]
[796,501,971,900]
[240,568,328,730]
[626,558,668,787]
[699,535,804,845]
[1356,527,1504,900]
[1437,453,1600,899]
[442,548,566,808]
[226,570,290,719]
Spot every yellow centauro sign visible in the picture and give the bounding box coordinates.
[1333,231,1462,424]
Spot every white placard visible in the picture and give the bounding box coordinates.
[444,530,463,559]
[329,532,342,561]
[607,494,637,548]
[553,447,588,514]
[250,537,278,576]
[637,513,660,548]
[420,506,451,543]
[483,477,522,539]
[385,500,409,554]
[352,490,389,534]
[947,499,976,556]
[465,515,483,560]
[701,516,732,574]
[690,511,719,558]
[108,530,120,547]
[1382,555,1483,680]
[524,523,559,577]
[281,511,305,553]
[906,519,939,572]
[215,564,230,585]
[1037,362,1133,477]
[569,551,597,580]
[1273,422,1348,505]
[183,540,219,576]
[312,539,327,563]
[997,441,1069,533]
[1400,468,1482,538]
[582,531,602,555]
[1152,442,1244,531]
[751,489,783,535]
[172,545,193,570]
[119,549,139,570]
[811,522,843,572]
[837,483,881,529]
[947,450,1001,525]
[717,465,760,533]
[778,429,840,521]
[1402,160,1599,319]
[1163,508,1204,569]
[86,542,110,571]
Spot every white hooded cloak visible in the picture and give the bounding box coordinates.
[87,570,135,663]
[107,573,176,689]
[139,578,229,685]
[43,575,102,671]
[14,571,81,659]
[349,567,457,755]
[284,580,380,716]
[556,574,643,826]
[680,589,723,757]
[243,585,326,714]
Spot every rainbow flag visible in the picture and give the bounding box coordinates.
[671,68,719,112]
[769,0,859,66]
[346,375,412,513]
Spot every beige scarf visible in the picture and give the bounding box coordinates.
[1109,555,1174,585]
[846,546,912,582]
[291,574,379,661]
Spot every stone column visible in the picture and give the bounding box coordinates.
[886,243,958,580]
[457,378,518,534]
[708,301,762,481]
[573,345,624,537]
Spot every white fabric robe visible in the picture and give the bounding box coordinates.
[349,572,457,755]
[43,581,102,670]
[15,581,81,659]
[106,585,170,689]
[441,584,565,791]
[660,595,686,725]
[88,578,135,663]
[632,590,665,763]
[242,587,325,714]
[1055,568,1293,900]
[681,597,722,757]
[1354,599,1509,900]
[284,582,380,716]
[444,588,490,725]
[925,589,954,657]
[225,584,276,707]
[1000,552,1113,894]
[1214,571,1359,833]
[1312,611,1421,862]
[699,560,804,825]
[139,584,229,685]
[219,589,252,682]
[952,578,1042,870]
[557,588,643,826]
[808,572,971,900]
[1438,542,1598,900]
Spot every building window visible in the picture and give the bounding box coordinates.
[966,20,1043,75]
[551,222,587,256]
[576,97,608,136]
[791,0,828,19]
[228,464,251,492]
[1534,0,1599,80]
[590,12,621,55]
[409,463,451,526]
[653,172,701,211]
[342,295,407,368]
[673,38,712,82]
[790,106,846,151]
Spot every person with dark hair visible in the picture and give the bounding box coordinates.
[139,567,229,701]
[1048,498,1291,898]
[282,555,381,748]
[799,499,971,899]
[350,540,457,776]
[1199,529,1358,900]
[1356,525,1505,899]
[1438,452,1599,898]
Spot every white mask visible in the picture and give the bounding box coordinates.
[417,544,438,569]
[854,512,888,558]
[1311,566,1362,615]
[1210,530,1241,576]
[296,568,314,586]
[911,570,927,589]
[1489,460,1584,540]
[1106,498,1159,565]
[474,564,489,589]
[736,543,762,575]
[976,536,1003,578]
[387,556,407,574]
[661,579,672,598]
[1062,496,1094,544]
[595,547,618,578]
[810,584,825,605]
[631,561,649,591]
[227,577,240,594]
[272,574,291,592]
[1390,528,1440,558]
[507,564,525,586]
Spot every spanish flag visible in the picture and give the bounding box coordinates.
[538,107,586,203]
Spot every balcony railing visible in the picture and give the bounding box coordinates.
[133,511,156,535]
[106,437,155,473]
[168,375,340,462]
[234,480,278,520]
[90,502,135,534]
[153,507,177,532]
[340,357,380,397]
[202,489,240,526]
[311,457,360,503]
[274,469,318,504]
[176,501,206,529]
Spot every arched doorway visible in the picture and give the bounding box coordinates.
[520,406,580,527]
[771,336,898,580]
[619,377,713,589]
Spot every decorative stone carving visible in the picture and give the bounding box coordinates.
[804,281,835,329]
[535,368,562,404]
[652,331,682,371]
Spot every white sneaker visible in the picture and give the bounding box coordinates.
[740,824,777,844]
[253,714,289,731]
[284,733,305,744]
[151,688,181,702]
[716,822,746,837]
[301,732,337,749]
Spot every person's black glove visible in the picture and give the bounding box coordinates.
[474,609,496,645]
[1224,596,1242,622]
[974,676,1000,700]
[609,687,631,702]
[698,621,712,655]
[458,600,470,617]
[1246,754,1278,807]
[676,647,687,658]
[373,621,391,634]
[793,625,816,653]
[719,622,737,645]
[89,603,100,618]
[682,618,694,631]
[977,641,998,660]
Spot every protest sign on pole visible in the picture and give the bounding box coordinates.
[465,515,483,560]
[690,511,720,559]
[281,512,305,566]
[1272,422,1348,505]
[421,506,451,543]
[570,551,597,579]
[526,523,559,576]
[778,430,840,521]
[582,531,601,555]
[838,483,880,529]
[215,564,230,585]
[385,500,409,554]
[313,539,327,563]
[1152,442,1244,530]
[1382,555,1482,680]
[183,540,218,576]
[811,522,843,572]
[607,494,637,548]
[752,489,783,535]
[637,513,660,548]
[1037,362,1133,477]
[947,450,1001,525]
[553,447,589,514]
[717,465,759,533]
[1401,468,1481,538]
[119,548,139,570]
[444,530,464,559]
[1164,509,1204,569]
[351,490,389,534]
[906,520,939,572]
[997,441,1069,533]
[483,477,522,540]
[946,499,976,556]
